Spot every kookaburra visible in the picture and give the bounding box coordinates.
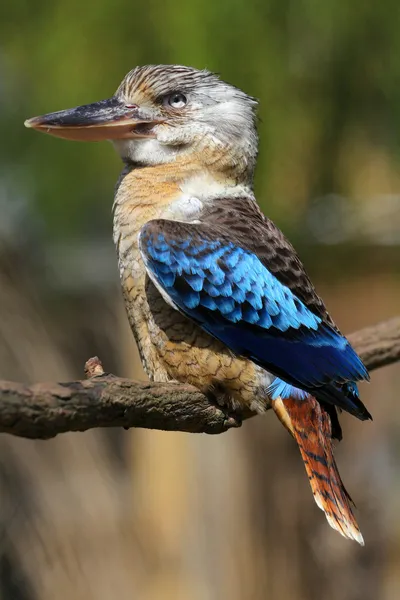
[25,65,371,544]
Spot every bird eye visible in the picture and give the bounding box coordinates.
[165,93,187,109]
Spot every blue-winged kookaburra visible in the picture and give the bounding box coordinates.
[25,65,371,544]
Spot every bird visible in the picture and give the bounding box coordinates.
[25,64,371,544]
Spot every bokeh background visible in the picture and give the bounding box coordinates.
[1,1,400,599]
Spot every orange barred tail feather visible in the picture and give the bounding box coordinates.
[271,394,364,545]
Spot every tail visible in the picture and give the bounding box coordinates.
[272,394,364,545]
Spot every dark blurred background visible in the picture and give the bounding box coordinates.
[1,1,400,599]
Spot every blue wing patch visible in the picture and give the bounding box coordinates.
[139,220,370,419]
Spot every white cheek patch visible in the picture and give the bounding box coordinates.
[212,99,247,121]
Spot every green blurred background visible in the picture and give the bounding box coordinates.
[0,1,399,599]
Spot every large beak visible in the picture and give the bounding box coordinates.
[24,96,162,141]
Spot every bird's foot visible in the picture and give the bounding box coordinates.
[206,385,244,430]
[222,410,243,430]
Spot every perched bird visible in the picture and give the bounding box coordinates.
[25,65,371,544]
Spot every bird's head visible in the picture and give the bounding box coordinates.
[25,65,258,182]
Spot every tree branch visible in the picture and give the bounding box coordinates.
[1,317,399,439]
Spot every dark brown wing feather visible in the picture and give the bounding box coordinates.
[200,196,336,327]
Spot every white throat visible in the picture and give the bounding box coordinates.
[112,138,182,165]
